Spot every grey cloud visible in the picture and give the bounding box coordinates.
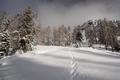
[0,0,120,26]
[36,0,120,27]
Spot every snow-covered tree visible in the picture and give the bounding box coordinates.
[72,25,83,47]
[7,7,36,52]
[44,26,52,45]
[66,26,72,46]
[0,32,10,56]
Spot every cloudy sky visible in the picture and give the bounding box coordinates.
[0,0,120,27]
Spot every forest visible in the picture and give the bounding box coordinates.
[0,6,120,57]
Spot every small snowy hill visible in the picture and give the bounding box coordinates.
[0,45,120,80]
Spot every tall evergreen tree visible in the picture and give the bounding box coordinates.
[72,25,83,47]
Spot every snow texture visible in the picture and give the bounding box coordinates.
[0,46,120,80]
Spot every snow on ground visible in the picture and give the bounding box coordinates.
[0,45,120,80]
[0,56,11,66]
[18,45,71,68]
[18,45,120,70]
[79,47,120,56]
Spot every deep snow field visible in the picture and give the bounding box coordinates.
[0,45,120,80]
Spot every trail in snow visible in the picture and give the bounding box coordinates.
[69,47,80,80]
[0,46,120,80]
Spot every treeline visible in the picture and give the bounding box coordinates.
[0,7,35,55]
[82,19,120,51]
[0,7,120,54]
[35,19,120,52]
[34,24,83,47]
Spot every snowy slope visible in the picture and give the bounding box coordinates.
[0,46,120,80]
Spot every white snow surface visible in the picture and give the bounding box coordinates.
[0,45,120,80]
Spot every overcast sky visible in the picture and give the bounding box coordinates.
[0,0,120,27]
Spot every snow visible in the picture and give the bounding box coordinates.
[0,56,10,65]
[79,47,120,57]
[0,45,120,80]
[12,30,19,33]
[18,46,70,67]
[117,36,120,41]
[1,62,7,66]
[31,45,61,54]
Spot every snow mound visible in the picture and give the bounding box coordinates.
[29,45,63,54]
[79,47,120,57]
